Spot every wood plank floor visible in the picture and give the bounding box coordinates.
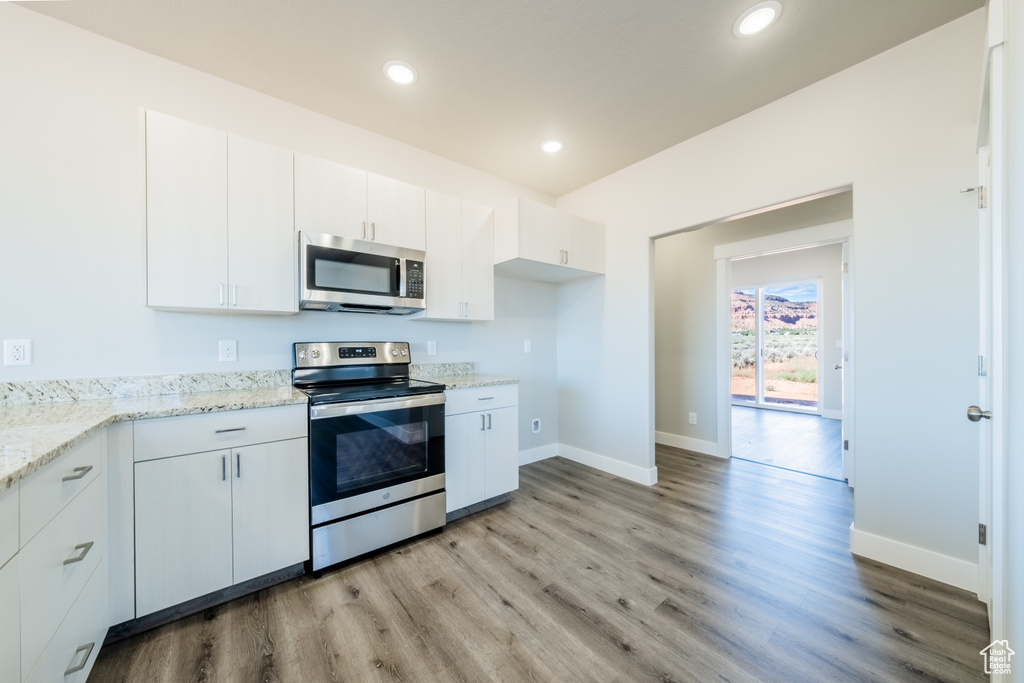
[89,447,989,682]
[732,405,845,480]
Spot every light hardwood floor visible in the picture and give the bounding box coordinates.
[89,447,989,682]
[732,405,844,480]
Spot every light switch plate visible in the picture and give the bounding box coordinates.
[524,340,532,353]
[427,341,437,356]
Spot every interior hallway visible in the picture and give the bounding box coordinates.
[732,405,844,480]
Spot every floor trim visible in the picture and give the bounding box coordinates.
[558,444,658,486]
[519,443,558,466]
[849,523,978,593]
[655,431,723,458]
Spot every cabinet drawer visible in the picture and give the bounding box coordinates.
[445,384,518,416]
[133,404,307,462]
[24,560,107,683]
[0,485,17,568]
[20,479,104,675]
[20,431,103,546]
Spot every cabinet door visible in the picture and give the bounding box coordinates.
[423,191,464,320]
[445,412,487,512]
[135,450,233,616]
[227,135,297,313]
[484,406,519,499]
[367,173,425,251]
[146,111,228,310]
[294,153,367,240]
[231,439,310,583]
[566,213,605,274]
[0,557,18,683]
[517,198,568,266]
[461,201,495,321]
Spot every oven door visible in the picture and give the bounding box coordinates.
[309,393,445,524]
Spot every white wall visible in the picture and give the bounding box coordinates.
[0,5,557,451]
[731,243,844,415]
[654,194,851,446]
[558,11,985,571]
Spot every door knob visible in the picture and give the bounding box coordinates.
[967,406,991,422]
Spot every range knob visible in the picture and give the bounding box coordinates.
[391,349,399,357]
[297,349,307,360]
[401,349,408,356]
[310,349,321,360]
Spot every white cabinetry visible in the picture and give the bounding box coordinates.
[494,196,604,282]
[444,385,519,513]
[146,111,297,314]
[422,191,494,321]
[295,153,426,251]
[0,484,19,683]
[133,406,308,617]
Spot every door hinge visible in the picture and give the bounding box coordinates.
[843,439,849,451]
[978,186,987,209]
[843,262,849,273]
[979,523,987,545]
[979,355,987,377]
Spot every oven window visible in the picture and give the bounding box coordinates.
[315,258,391,294]
[311,403,443,507]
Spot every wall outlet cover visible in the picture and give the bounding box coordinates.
[688,412,697,425]
[531,418,541,434]
[3,339,32,366]
[427,341,437,356]
[219,340,237,362]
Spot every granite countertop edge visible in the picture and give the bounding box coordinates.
[435,375,519,390]
[0,388,308,492]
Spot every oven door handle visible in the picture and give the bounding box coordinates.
[310,392,445,420]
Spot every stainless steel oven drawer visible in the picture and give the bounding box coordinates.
[311,492,445,570]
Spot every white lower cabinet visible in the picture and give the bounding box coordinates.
[444,386,519,513]
[0,556,20,683]
[134,435,309,617]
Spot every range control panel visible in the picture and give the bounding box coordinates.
[294,341,410,368]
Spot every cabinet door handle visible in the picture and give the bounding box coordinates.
[63,541,94,566]
[62,465,93,482]
[565,250,569,265]
[487,413,492,430]
[362,221,367,239]
[480,414,486,431]
[64,642,95,676]
[464,302,470,318]
[236,452,241,478]
[231,284,238,306]
[370,222,376,241]
[219,283,226,305]
[222,455,227,481]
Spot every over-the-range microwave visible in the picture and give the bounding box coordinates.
[298,231,425,315]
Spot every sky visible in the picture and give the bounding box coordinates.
[734,282,819,303]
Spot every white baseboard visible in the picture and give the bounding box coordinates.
[823,409,842,420]
[557,444,658,486]
[655,431,724,458]
[519,443,558,466]
[849,523,978,593]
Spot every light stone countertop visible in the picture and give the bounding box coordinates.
[409,362,517,391]
[0,386,307,492]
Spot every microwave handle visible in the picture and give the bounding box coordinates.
[310,392,445,420]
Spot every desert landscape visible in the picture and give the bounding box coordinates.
[731,290,819,405]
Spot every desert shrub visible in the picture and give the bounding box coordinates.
[776,368,817,383]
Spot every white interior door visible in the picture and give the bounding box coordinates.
[841,240,854,486]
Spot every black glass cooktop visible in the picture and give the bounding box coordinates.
[298,378,444,405]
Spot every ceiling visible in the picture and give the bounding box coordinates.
[21,0,983,197]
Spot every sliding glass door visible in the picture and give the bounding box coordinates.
[731,281,821,412]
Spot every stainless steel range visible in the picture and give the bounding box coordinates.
[293,341,446,572]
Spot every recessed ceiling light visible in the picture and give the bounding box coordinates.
[541,139,563,154]
[383,60,418,85]
[734,1,781,37]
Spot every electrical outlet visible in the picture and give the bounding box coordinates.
[531,418,541,434]
[3,339,32,366]
[524,340,532,353]
[689,412,697,425]
[427,341,437,356]
[219,340,237,362]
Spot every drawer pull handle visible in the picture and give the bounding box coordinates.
[477,397,494,401]
[63,541,94,566]
[62,465,93,482]
[215,427,247,434]
[64,641,95,676]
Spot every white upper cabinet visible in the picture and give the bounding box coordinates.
[146,111,297,314]
[146,111,228,310]
[227,135,297,313]
[294,153,368,241]
[494,196,605,282]
[367,173,425,251]
[422,191,494,321]
[294,154,426,251]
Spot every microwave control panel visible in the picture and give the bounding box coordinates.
[406,261,424,299]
